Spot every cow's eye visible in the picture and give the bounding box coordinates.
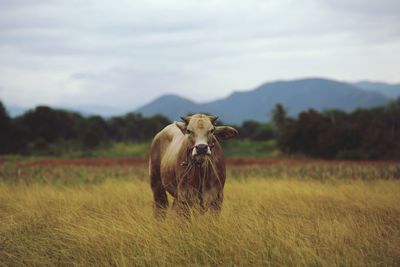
[186,129,192,135]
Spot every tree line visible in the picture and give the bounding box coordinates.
[0,103,171,154]
[1,99,399,159]
[0,101,276,155]
[274,100,400,160]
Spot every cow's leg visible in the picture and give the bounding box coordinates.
[172,196,191,219]
[209,192,223,216]
[150,161,168,219]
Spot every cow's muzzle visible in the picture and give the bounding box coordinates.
[196,144,208,155]
[192,143,212,157]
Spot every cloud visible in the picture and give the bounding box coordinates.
[320,0,400,16]
[0,0,399,110]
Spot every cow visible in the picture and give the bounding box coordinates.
[149,114,238,218]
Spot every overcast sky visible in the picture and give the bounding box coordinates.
[1,0,399,110]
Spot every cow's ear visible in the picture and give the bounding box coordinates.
[175,121,187,134]
[214,126,238,140]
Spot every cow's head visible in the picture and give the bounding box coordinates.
[176,114,238,160]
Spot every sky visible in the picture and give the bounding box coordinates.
[0,0,400,112]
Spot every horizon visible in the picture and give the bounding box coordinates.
[3,76,399,118]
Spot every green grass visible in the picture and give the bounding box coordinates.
[91,139,281,159]
[1,140,280,159]
[222,139,281,158]
[86,142,150,158]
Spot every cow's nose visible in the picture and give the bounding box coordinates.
[195,144,208,155]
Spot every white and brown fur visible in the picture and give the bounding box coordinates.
[149,114,238,218]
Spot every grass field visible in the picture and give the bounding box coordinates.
[4,140,280,159]
[1,159,400,266]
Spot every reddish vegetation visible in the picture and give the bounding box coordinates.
[0,157,396,167]
[22,158,148,167]
[226,158,399,166]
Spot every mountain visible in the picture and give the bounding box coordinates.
[136,78,390,124]
[352,81,400,99]
[135,94,202,119]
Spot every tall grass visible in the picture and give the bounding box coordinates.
[1,176,399,266]
[1,160,399,185]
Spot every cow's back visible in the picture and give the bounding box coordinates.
[150,124,183,162]
[149,124,185,192]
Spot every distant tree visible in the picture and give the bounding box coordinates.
[278,103,400,160]
[389,96,400,109]
[14,106,84,150]
[123,112,145,140]
[252,123,277,141]
[106,113,171,142]
[81,116,108,149]
[107,116,127,141]
[0,100,9,123]
[240,120,260,139]
[271,103,287,130]
[0,101,26,154]
[239,120,277,141]
[0,100,12,153]
[142,114,171,140]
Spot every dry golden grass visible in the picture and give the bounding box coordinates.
[1,175,399,266]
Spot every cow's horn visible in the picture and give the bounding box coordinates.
[209,115,218,124]
[181,116,190,125]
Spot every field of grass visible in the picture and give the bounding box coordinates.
[1,159,400,266]
[22,141,151,159]
[222,139,281,158]
[2,140,280,159]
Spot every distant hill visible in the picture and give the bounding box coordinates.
[135,94,200,120]
[352,81,400,99]
[136,78,390,124]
